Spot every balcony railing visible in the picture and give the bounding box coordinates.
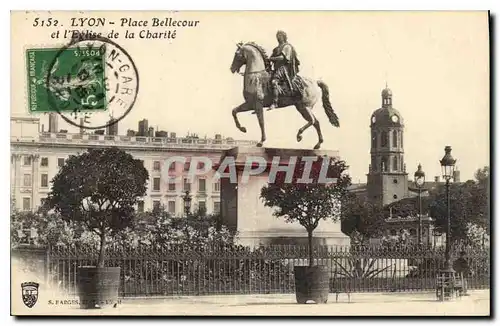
[12,133,257,149]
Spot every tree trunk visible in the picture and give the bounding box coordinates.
[98,230,106,268]
[308,229,314,267]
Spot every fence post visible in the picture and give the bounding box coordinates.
[44,245,50,286]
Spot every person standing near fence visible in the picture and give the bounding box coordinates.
[453,251,470,296]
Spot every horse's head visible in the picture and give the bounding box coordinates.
[230,42,246,74]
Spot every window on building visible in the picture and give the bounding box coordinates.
[137,200,144,213]
[197,161,205,170]
[22,197,31,211]
[23,174,32,187]
[371,132,377,148]
[392,130,398,147]
[23,156,32,166]
[168,181,176,191]
[401,132,404,147]
[381,157,388,172]
[393,156,398,171]
[153,177,161,191]
[198,179,206,192]
[183,178,191,192]
[153,200,161,210]
[214,180,221,192]
[57,158,65,167]
[153,161,161,171]
[168,201,176,214]
[184,161,191,171]
[213,201,221,214]
[198,201,206,213]
[41,174,48,188]
[40,157,48,167]
[381,131,388,147]
[169,162,176,172]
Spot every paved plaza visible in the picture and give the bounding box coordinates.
[15,290,490,316]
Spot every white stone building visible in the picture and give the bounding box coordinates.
[10,116,256,215]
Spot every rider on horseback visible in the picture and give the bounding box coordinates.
[269,30,301,110]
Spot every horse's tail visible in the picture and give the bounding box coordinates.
[317,80,339,127]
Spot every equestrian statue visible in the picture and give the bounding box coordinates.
[230,30,339,149]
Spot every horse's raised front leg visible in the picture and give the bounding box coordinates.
[232,102,252,133]
[254,101,266,147]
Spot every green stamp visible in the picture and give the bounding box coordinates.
[26,47,107,113]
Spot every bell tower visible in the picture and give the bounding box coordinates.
[367,85,408,206]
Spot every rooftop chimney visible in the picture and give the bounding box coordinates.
[453,170,461,183]
[48,113,58,133]
[148,127,155,137]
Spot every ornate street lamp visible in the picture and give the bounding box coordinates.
[183,190,192,217]
[414,164,425,245]
[439,146,456,271]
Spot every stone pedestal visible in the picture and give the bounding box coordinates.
[216,146,350,247]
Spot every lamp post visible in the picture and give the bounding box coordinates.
[414,164,425,246]
[183,190,192,217]
[439,146,456,271]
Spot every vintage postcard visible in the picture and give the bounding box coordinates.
[10,11,490,316]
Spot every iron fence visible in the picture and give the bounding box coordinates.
[14,244,490,297]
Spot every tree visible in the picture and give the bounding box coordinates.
[340,192,386,243]
[45,147,149,267]
[472,166,490,233]
[429,166,490,241]
[10,208,80,248]
[260,156,351,266]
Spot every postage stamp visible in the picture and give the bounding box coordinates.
[26,35,139,130]
[27,46,107,114]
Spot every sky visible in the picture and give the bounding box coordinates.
[11,11,490,183]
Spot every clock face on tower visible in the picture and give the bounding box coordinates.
[391,115,399,123]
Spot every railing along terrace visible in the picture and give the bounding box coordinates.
[13,133,258,149]
[13,244,489,298]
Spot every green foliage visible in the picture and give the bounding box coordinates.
[384,165,490,242]
[43,147,149,266]
[112,207,235,249]
[11,205,235,250]
[260,156,351,233]
[340,193,386,241]
[11,208,83,248]
[260,156,351,266]
[429,168,490,241]
[45,147,149,236]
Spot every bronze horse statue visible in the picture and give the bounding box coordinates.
[230,42,339,149]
